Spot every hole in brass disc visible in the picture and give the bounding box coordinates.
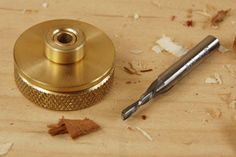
[56,32,73,44]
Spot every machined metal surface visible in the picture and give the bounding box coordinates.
[122,35,220,120]
[14,19,115,110]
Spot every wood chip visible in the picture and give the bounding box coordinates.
[214,73,222,84]
[155,35,188,57]
[205,77,218,84]
[135,127,153,141]
[0,142,13,156]
[140,69,153,73]
[133,13,140,20]
[205,73,222,84]
[233,36,236,52]
[152,45,163,54]
[171,15,176,21]
[211,9,230,27]
[141,115,147,120]
[48,117,100,139]
[185,20,194,27]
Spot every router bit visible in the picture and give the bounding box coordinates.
[122,35,220,120]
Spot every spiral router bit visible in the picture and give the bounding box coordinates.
[122,35,220,120]
[14,19,115,110]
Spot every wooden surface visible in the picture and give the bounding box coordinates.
[0,0,236,156]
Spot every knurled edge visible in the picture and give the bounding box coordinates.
[14,70,114,111]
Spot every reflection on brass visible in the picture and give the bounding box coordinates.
[14,19,115,110]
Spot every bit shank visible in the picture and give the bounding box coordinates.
[122,35,220,120]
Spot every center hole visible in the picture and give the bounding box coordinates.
[56,32,73,44]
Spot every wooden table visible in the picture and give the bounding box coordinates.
[0,0,236,156]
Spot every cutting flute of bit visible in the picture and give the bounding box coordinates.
[121,35,220,120]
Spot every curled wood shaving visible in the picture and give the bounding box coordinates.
[0,142,13,156]
[123,62,140,75]
[211,9,230,27]
[135,127,153,141]
[140,69,153,73]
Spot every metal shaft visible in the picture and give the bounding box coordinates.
[122,35,220,120]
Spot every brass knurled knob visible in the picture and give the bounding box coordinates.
[14,19,115,110]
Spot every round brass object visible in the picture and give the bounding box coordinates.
[14,19,115,110]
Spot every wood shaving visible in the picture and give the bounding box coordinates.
[48,117,100,139]
[42,2,49,8]
[123,62,141,75]
[141,115,147,120]
[218,45,229,53]
[155,35,188,57]
[229,100,236,109]
[185,20,194,27]
[205,77,218,84]
[129,49,143,54]
[152,45,163,54]
[140,69,153,73]
[211,9,230,27]
[133,13,140,20]
[205,73,222,84]
[231,21,236,25]
[233,37,236,52]
[171,15,176,21]
[206,108,222,119]
[135,127,153,141]
[214,73,222,84]
[223,64,233,74]
[195,11,211,17]
[0,142,13,156]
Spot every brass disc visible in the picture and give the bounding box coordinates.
[14,19,115,110]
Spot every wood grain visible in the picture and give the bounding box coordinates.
[0,0,236,156]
